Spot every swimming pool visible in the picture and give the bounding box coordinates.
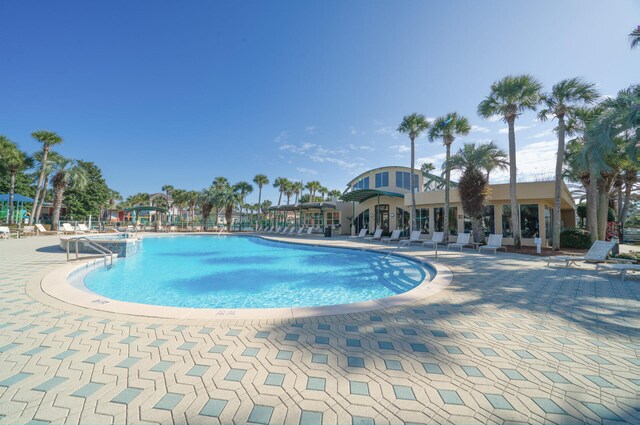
[82,236,434,309]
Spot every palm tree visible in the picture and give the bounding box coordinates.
[630,26,640,49]
[273,177,288,207]
[479,142,510,182]
[199,186,217,231]
[50,159,88,230]
[444,143,504,242]
[283,180,294,205]
[420,163,436,174]
[29,131,63,225]
[328,189,342,200]
[305,181,322,201]
[161,184,174,210]
[539,77,599,250]
[478,74,543,248]
[0,137,32,224]
[233,181,253,231]
[319,186,328,201]
[292,181,304,204]
[397,113,430,232]
[32,150,63,223]
[252,174,269,227]
[428,113,470,239]
[186,190,199,226]
[214,184,242,232]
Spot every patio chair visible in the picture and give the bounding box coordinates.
[77,224,98,233]
[297,227,314,237]
[349,229,367,239]
[422,232,444,249]
[399,230,423,247]
[21,226,36,237]
[62,223,83,235]
[547,240,616,268]
[0,226,11,239]
[381,229,402,244]
[35,223,60,235]
[478,234,507,254]
[364,228,383,242]
[447,233,472,251]
[596,262,640,281]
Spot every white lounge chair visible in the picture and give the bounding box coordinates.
[78,224,98,233]
[422,232,444,249]
[295,227,305,235]
[35,223,60,235]
[478,234,506,254]
[382,229,402,244]
[399,230,423,247]
[547,240,616,268]
[364,228,383,242]
[62,223,83,235]
[297,227,314,237]
[349,229,367,239]
[21,226,36,237]
[447,233,471,251]
[596,262,640,281]
[0,226,11,239]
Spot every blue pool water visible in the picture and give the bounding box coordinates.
[83,236,433,309]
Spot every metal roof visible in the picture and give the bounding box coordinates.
[0,194,34,203]
[340,189,405,203]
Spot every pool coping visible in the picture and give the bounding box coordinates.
[39,233,453,320]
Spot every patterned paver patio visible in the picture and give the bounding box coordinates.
[0,235,638,424]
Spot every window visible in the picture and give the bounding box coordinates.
[520,204,539,238]
[326,211,340,227]
[395,171,419,190]
[374,204,390,232]
[434,207,457,235]
[355,209,369,233]
[465,206,495,235]
[353,177,369,190]
[502,205,512,237]
[396,208,411,236]
[375,172,389,188]
[416,208,429,233]
[304,212,323,227]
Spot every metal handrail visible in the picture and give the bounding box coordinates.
[66,237,114,268]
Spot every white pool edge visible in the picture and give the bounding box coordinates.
[39,235,453,320]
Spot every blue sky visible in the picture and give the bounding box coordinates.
[1,0,638,204]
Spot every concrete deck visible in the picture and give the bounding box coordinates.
[0,234,638,424]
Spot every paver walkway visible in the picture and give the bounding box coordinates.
[0,235,638,424]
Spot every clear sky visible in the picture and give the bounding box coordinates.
[1,0,638,203]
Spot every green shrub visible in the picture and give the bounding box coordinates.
[612,252,640,262]
[560,229,592,249]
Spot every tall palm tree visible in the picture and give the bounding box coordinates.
[32,150,63,223]
[29,131,63,225]
[199,186,217,231]
[161,184,174,209]
[186,190,199,225]
[420,163,436,174]
[214,184,242,232]
[305,181,322,201]
[0,137,32,224]
[328,189,342,200]
[252,174,269,227]
[292,181,304,204]
[233,181,253,231]
[539,77,599,250]
[428,113,470,239]
[319,186,328,201]
[283,180,294,205]
[50,159,88,230]
[273,177,288,207]
[478,74,543,248]
[444,143,506,242]
[630,26,640,49]
[397,113,430,232]
[479,142,510,182]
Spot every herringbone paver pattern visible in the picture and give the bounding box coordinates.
[0,235,638,424]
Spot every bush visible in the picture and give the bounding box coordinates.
[560,229,592,249]
[612,252,640,262]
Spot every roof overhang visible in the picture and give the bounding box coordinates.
[269,202,337,211]
[341,189,405,203]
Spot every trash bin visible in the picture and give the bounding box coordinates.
[324,227,332,238]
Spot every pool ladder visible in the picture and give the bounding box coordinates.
[66,237,114,268]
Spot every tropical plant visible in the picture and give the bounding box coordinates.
[444,143,507,242]
[252,174,269,225]
[304,180,322,200]
[199,186,216,231]
[319,186,328,201]
[397,113,430,232]
[31,150,63,223]
[161,184,174,210]
[630,25,640,49]
[478,74,543,247]
[50,159,88,230]
[185,190,199,225]
[538,77,599,250]
[29,131,63,224]
[273,177,289,207]
[215,183,243,231]
[233,181,253,230]
[428,113,470,239]
[64,161,113,221]
[328,189,342,199]
[292,181,304,204]
[0,137,32,224]
[283,180,294,205]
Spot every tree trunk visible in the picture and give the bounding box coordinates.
[620,181,633,223]
[257,186,262,230]
[226,205,233,232]
[29,147,49,225]
[552,115,565,250]
[616,186,623,221]
[471,217,484,243]
[51,187,65,231]
[586,176,599,243]
[507,117,521,248]
[443,141,451,241]
[8,172,16,224]
[597,180,609,240]
[34,175,49,224]
[410,137,417,231]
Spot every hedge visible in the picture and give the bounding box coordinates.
[560,229,592,249]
